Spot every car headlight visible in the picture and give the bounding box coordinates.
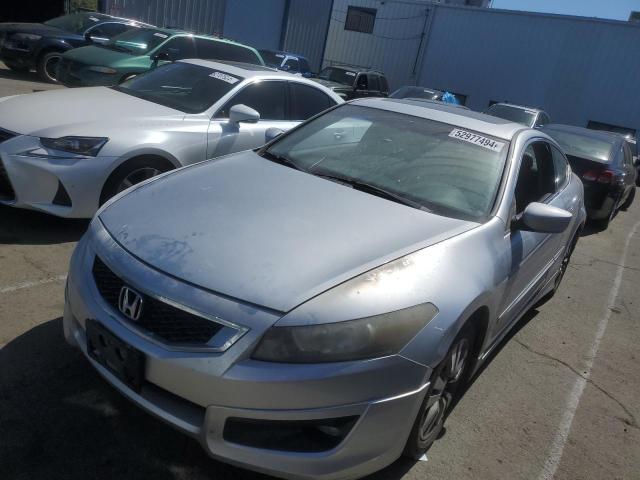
[252,303,438,363]
[87,66,118,74]
[40,136,108,156]
[10,33,42,42]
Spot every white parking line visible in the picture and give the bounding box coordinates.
[0,275,67,294]
[537,221,640,480]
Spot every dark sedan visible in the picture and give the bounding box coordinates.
[542,124,637,229]
[0,12,148,82]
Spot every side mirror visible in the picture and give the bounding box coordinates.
[265,127,285,143]
[633,157,640,167]
[517,202,572,234]
[151,51,170,66]
[229,104,260,124]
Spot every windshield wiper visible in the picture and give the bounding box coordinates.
[261,150,307,172]
[314,172,431,212]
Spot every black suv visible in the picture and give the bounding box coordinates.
[0,12,149,83]
[313,66,389,100]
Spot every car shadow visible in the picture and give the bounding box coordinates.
[0,318,419,480]
[0,205,89,245]
[447,307,540,416]
[0,65,49,87]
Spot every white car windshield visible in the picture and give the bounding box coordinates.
[113,63,243,113]
[266,105,509,221]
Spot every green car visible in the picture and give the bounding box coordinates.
[57,27,264,87]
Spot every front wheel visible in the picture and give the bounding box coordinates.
[100,156,173,206]
[37,51,63,83]
[403,324,476,459]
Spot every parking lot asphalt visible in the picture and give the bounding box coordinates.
[1,63,639,480]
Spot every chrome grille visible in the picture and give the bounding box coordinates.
[92,256,224,346]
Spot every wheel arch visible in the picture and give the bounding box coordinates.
[99,152,178,206]
[35,41,71,60]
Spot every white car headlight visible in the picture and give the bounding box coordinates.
[252,303,438,363]
[40,136,108,156]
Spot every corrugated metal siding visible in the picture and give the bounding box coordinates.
[281,0,334,72]
[322,0,432,88]
[419,6,640,133]
[223,0,286,49]
[103,0,226,35]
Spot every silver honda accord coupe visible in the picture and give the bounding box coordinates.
[64,98,586,479]
[0,59,342,218]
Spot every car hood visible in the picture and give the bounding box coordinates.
[99,151,477,313]
[63,44,136,67]
[0,87,182,136]
[0,22,70,36]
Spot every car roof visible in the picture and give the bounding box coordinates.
[81,12,154,28]
[352,97,526,140]
[138,27,254,48]
[323,65,384,75]
[542,124,623,145]
[490,102,546,114]
[398,98,469,110]
[180,59,306,78]
[258,49,308,60]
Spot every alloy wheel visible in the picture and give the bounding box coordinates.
[418,337,470,443]
[115,167,163,194]
[44,55,62,82]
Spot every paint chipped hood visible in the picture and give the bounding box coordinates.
[99,151,477,312]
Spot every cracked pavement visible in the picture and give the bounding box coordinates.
[0,62,639,480]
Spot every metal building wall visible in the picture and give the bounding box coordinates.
[323,0,432,88]
[102,0,226,35]
[418,6,640,133]
[281,0,334,72]
[223,0,286,49]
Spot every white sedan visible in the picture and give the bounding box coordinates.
[0,60,342,218]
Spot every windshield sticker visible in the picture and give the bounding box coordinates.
[449,128,505,152]
[210,71,239,84]
[345,71,356,76]
[89,16,100,22]
[153,32,168,38]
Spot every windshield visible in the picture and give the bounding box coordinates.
[266,105,509,221]
[390,86,442,100]
[103,28,169,55]
[318,67,356,86]
[44,13,106,34]
[485,104,536,127]
[543,128,614,162]
[113,62,242,113]
[259,50,284,68]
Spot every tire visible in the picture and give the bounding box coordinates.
[620,187,636,211]
[36,51,63,83]
[4,61,29,72]
[553,231,580,293]
[100,156,174,206]
[591,204,615,230]
[403,323,477,459]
